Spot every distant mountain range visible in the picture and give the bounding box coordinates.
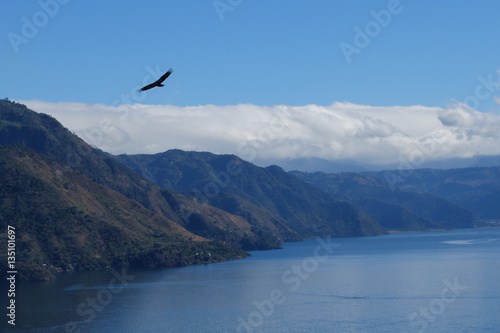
[255,155,500,173]
[368,167,500,221]
[290,171,485,231]
[0,99,497,280]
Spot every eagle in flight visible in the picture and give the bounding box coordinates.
[139,68,173,92]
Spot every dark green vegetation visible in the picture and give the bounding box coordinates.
[1,99,495,281]
[0,145,247,281]
[0,101,248,280]
[0,100,384,280]
[118,151,386,243]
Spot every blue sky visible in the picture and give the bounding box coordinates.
[3,1,500,170]
[3,0,500,110]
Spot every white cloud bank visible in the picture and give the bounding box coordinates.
[22,100,500,168]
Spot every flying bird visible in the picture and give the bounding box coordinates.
[138,68,173,92]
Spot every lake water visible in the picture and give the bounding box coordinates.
[4,228,500,333]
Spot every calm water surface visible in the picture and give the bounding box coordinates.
[5,228,500,332]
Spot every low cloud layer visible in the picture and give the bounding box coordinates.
[23,100,500,168]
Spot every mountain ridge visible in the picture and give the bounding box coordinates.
[0,101,253,280]
[117,150,387,240]
[368,166,500,221]
[290,170,485,230]
[2,99,495,281]
[0,145,246,280]
[0,100,384,280]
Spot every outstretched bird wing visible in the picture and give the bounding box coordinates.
[156,68,173,84]
[139,82,158,92]
[138,68,173,92]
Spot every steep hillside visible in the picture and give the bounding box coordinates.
[0,145,246,280]
[163,191,283,250]
[0,100,179,220]
[0,101,281,251]
[290,171,482,230]
[117,150,387,239]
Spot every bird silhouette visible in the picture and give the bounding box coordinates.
[138,68,173,92]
